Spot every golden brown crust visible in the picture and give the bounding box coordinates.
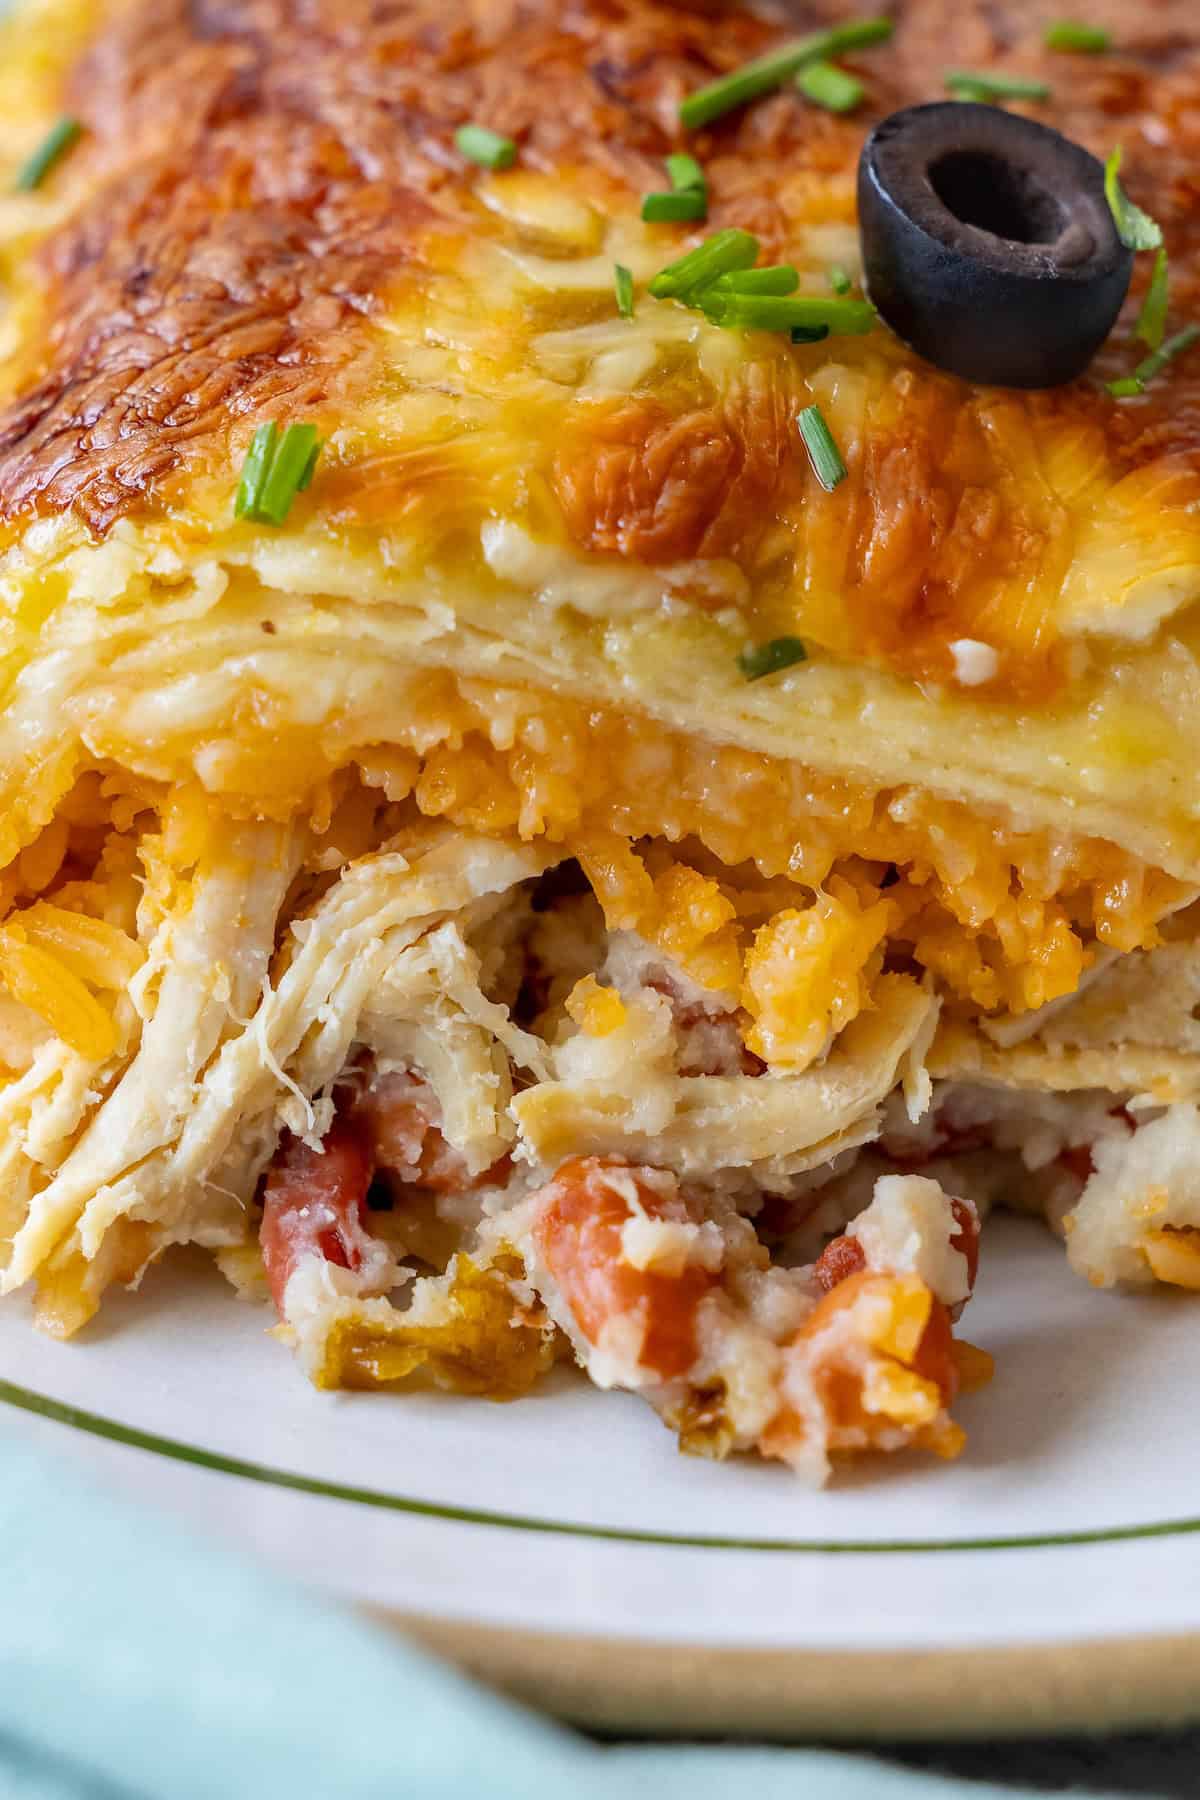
[552,369,797,565]
[1,0,1199,694]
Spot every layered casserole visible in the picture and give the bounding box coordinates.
[0,0,1198,1481]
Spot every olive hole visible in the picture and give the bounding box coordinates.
[929,150,1065,245]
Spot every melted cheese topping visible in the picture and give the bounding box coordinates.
[0,0,1190,897]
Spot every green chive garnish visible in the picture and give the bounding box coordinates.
[738,636,808,681]
[614,263,635,318]
[296,442,320,492]
[945,70,1051,102]
[235,423,322,525]
[680,17,893,130]
[1106,326,1200,397]
[797,60,864,113]
[15,116,82,192]
[258,424,321,523]
[645,232,870,340]
[827,264,853,294]
[712,294,876,335]
[1134,324,1200,385]
[642,190,707,224]
[648,229,759,299]
[709,265,799,297]
[798,403,847,491]
[234,423,278,520]
[666,152,706,195]
[1104,146,1162,251]
[1044,20,1111,52]
[455,124,517,171]
[1135,247,1169,352]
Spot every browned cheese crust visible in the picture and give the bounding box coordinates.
[2,1,1198,630]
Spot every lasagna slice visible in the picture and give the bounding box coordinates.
[0,0,1197,1483]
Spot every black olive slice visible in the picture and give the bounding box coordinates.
[857,102,1134,388]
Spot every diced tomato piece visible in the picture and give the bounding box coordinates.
[813,1232,867,1292]
[348,1069,471,1193]
[532,1155,717,1383]
[1057,1143,1095,1185]
[260,1121,374,1313]
[948,1196,980,1290]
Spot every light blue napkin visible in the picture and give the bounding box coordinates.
[0,1426,1128,1800]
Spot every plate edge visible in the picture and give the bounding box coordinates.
[7,1375,1200,1555]
[392,1614,1200,1741]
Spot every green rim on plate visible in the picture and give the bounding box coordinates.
[4,1375,1200,1554]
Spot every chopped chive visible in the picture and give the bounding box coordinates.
[234,423,278,520]
[642,189,708,224]
[235,422,322,525]
[737,636,808,681]
[666,152,706,194]
[798,403,847,491]
[454,124,517,170]
[297,442,321,492]
[15,115,82,192]
[791,324,830,344]
[614,263,635,318]
[796,59,864,113]
[1134,323,1200,385]
[697,288,732,324]
[716,294,876,335]
[827,263,853,294]
[648,228,759,299]
[944,78,978,102]
[710,265,800,296]
[1135,247,1169,352]
[944,79,995,104]
[680,16,893,130]
[1104,145,1162,251]
[945,69,1051,102]
[256,424,321,525]
[1105,324,1200,398]
[1044,20,1111,52]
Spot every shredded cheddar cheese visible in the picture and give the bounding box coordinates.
[742,879,892,1069]
[565,974,628,1037]
[0,928,117,1060]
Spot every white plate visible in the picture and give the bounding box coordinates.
[4,1213,1200,1738]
